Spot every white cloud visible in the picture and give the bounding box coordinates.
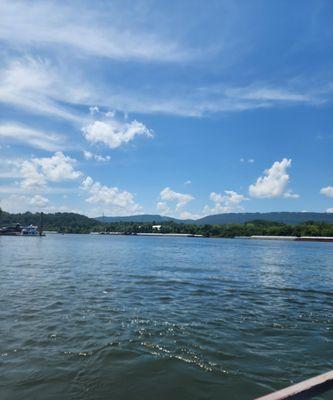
[240,158,254,163]
[0,184,76,195]
[204,190,248,214]
[94,154,111,162]
[0,55,325,127]
[81,176,142,216]
[82,114,153,149]
[159,187,194,210]
[83,150,111,162]
[29,194,50,208]
[0,55,327,126]
[179,211,202,220]
[89,106,99,115]
[320,186,333,198]
[184,180,192,185]
[326,208,333,213]
[283,191,300,199]
[0,194,49,213]
[0,58,84,123]
[19,152,82,190]
[249,158,298,199]
[83,151,93,160]
[156,201,171,216]
[0,1,192,63]
[227,87,312,103]
[0,194,84,214]
[211,191,247,204]
[0,122,65,151]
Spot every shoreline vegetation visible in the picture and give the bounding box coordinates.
[1,209,333,238]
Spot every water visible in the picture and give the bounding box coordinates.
[0,235,332,400]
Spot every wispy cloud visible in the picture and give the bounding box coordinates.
[226,86,312,103]
[0,0,194,63]
[0,58,85,124]
[0,122,65,151]
[0,54,330,127]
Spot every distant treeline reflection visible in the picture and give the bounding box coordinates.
[1,209,333,237]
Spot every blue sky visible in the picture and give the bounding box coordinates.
[0,0,332,218]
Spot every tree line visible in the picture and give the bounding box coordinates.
[102,220,333,237]
[1,209,333,236]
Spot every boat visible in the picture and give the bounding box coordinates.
[255,369,333,399]
[20,224,43,236]
[0,212,45,236]
[0,223,23,236]
[0,223,45,236]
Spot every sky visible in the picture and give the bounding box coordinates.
[0,0,333,218]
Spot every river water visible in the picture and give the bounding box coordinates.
[0,235,332,399]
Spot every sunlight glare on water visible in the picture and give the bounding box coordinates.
[0,235,332,400]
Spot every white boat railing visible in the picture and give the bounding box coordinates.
[255,370,333,399]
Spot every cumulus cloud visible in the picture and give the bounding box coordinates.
[83,150,111,162]
[156,201,171,215]
[20,152,82,190]
[204,190,248,214]
[159,187,194,211]
[326,208,333,213]
[249,158,299,199]
[0,122,65,151]
[0,194,49,213]
[320,186,333,198]
[283,191,300,199]
[179,211,202,220]
[82,114,153,149]
[81,176,142,216]
[0,194,83,214]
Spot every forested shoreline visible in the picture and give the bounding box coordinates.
[1,209,333,237]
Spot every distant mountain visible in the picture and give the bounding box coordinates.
[97,212,333,225]
[195,212,333,225]
[2,209,332,231]
[95,214,182,223]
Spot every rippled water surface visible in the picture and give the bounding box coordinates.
[0,235,332,399]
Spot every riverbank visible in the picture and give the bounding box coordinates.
[250,235,333,242]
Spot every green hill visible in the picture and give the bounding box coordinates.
[195,212,333,225]
[95,214,180,223]
[97,212,333,225]
[2,209,333,234]
[0,210,100,233]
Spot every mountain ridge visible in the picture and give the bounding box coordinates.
[96,212,333,225]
